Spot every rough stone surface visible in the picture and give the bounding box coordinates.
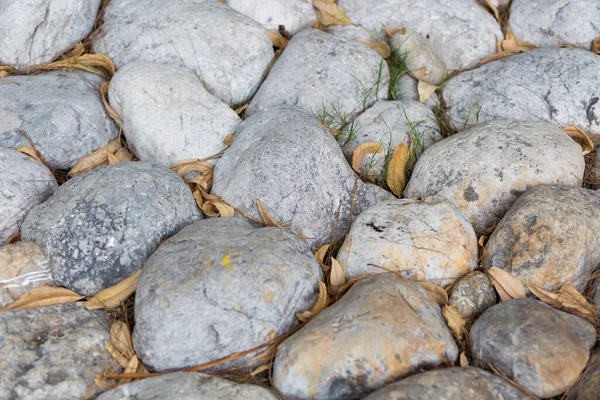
[227,0,315,34]
[97,371,279,400]
[470,298,596,398]
[0,241,53,308]
[338,100,441,180]
[246,29,389,124]
[337,0,502,70]
[567,353,600,400]
[0,303,110,400]
[363,367,533,400]
[448,271,497,317]
[109,63,240,166]
[0,148,57,244]
[21,162,201,296]
[133,218,322,372]
[404,119,585,235]
[273,274,458,400]
[510,0,600,48]
[212,106,392,249]
[337,197,477,287]
[0,0,100,65]
[93,0,273,107]
[485,185,600,292]
[443,48,600,134]
[0,71,118,170]
[325,25,386,42]
[389,29,447,85]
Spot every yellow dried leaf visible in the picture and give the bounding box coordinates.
[351,142,384,175]
[502,32,536,53]
[268,31,289,49]
[110,321,134,359]
[0,71,8,78]
[297,280,329,321]
[313,0,352,26]
[256,198,284,228]
[251,363,272,377]
[563,126,594,155]
[94,376,115,391]
[114,147,134,162]
[68,139,122,176]
[483,0,500,23]
[329,257,346,288]
[104,339,130,368]
[201,200,235,218]
[478,235,488,248]
[1,286,84,310]
[385,27,406,38]
[487,267,526,302]
[460,352,470,367]
[358,39,391,58]
[7,233,21,244]
[314,243,331,265]
[223,132,234,146]
[124,355,139,374]
[84,269,141,310]
[417,80,438,103]
[442,305,469,337]
[418,281,448,305]
[593,37,600,54]
[386,143,409,197]
[100,81,123,123]
[16,146,43,163]
[527,283,599,324]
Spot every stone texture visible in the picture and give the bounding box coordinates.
[0,241,53,308]
[97,371,279,400]
[337,0,502,70]
[448,271,497,317]
[133,218,322,372]
[389,29,447,85]
[246,29,389,124]
[21,162,201,296]
[510,0,600,48]
[0,148,57,244]
[338,100,441,181]
[566,353,600,400]
[404,119,585,235]
[470,298,596,398]
[213,106,392,249]
[443,48,600,134]
[484,185,600,292]
[363,367,533,400]
[394,74,439,109]
[93,0,273,107]
[109,63,240,166]
[325,25,386,42]
[0,0,100,65]
[227,0,315,34]
[0,71,118,170]
[0,303,111,400]
[273,274,458,400]
[337,197,477,287]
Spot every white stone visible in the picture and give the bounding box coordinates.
[227,0,316,34]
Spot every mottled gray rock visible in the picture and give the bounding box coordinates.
[443,48,600,134]
[337,0,502,70]
[337,197,477,287]
[0,0,100,65]
[0,71,118,170]
[363,367,533,400]
[338,100,441,181]
[246,29,388,124]
[448,271,497,317]
[97,371,278,400]
[93,0,273,107]
[0,148,57,244]
[471,298,596,398]
[109,63,240,166]
[0,303,110,400]
[566,353,600,400]
[0,241,53,307]
[510,0,600,48]
[325,25,386,42]
[389,29,447,85]
[273,274,458,400]
[21,162,201,296]
[227,0,315,34]
[212,106,393,249]
[485,185,600,292]
[404,119,585,235]
[133,218,322,372]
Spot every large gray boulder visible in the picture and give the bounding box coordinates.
[0,148,57,244]
[93,0,273,107]
[0,0,100,65]
[226,0,315,34]
[0,303,111,400]
[443,48,600,134]
[133,218,322,372]
[0,71,118,170]
[21,162,201,296]
[404,119,585,235]
[109,63,241,166]
[212,106,393,249]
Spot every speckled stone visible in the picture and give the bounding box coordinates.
[448,271,497,317]
[389,29,447,85]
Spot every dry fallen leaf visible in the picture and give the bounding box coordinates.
[527,283,598,324]
[201,200,235,218]
[16,145,44,163]
[69,139,133,176]
[386,143,410,197]
[104,339,130,368]
[487,267,526,302]
[84,269,141,310]
[223,132,235,146]
[297,280,330,321]
[268,31,289,49]
[358,39,391,58]
[479,32,536,65]
[460,352,470,367]
[314,243,331,267]
[563,126,594,155]
[329,257,346,289]
[442,305,469,337]
[110,321,134,359]
[313,0,352,26]
[385,26,406,38]
[418,280,448,306]
[593,37,600,54]
[256,198,284,228]
[1,286,84,310]
[482,0,500,24]
[417,80,438,103]
[352,142,384,177]
[94,376,115,391]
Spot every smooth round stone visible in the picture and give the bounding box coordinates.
[389,29,447,85]
[226,0,315,34]
[448,271,497,317]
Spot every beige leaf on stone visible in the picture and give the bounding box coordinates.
[527,283,598,324]
[351,142,384,175]
[251,363,271,377]
[256,198,284,228]
[1,286,84,310]
[104,339,130,368]
[100,81,123,123]
[314,243,331,267]
[124,355,139,374]
[358,39,391,58]
[313,0,352,26]
[94,376,115,391]
[593,37,600,54]
[84,269,141,310]
[0,71,8,78]
[487,267,526,302]
[417,80,438,103]
[110,321,134,359]
[16,145,43,163]
[482,0,500,23]
[385,26,406,38]
[297,280,330,321]
[268,31,289,49]
[69,139,124,176]
[330,257,346,289]
[501,32,536,53]
[442,305,469,337]
[386,143,409,197]
[223,132,234,146]
[418,280,448,305]
[562,126,594,155]
[460,352,470,367]
[201,200,235,218]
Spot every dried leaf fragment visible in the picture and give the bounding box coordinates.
[527,283,598,324]
[268,31,289,49]
[314,243,331,267]
[69,139,133,176]
[563,126,594,155]
[358,39,391,58]
[256,198,284,228]
[313,0,352,26]
[386,143,409,197]
[592,37,600,54]
[418,280,448,305]
[110,321,134,359]
[385,27,406,38]
[1,286,84,310]
[442,305,469,337]
[296,280,330,321]
[84,269,141,310]
[104,339,130,368]
[460,352,469,367]
[417,80,438,103]
[329,257,346,289]
[16,146,43,163]
[352,142,384,176]
[487,267,526,302]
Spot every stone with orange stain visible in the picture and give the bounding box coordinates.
[272,273,458,400]
[470,298,595,398]
[337,197,477,287]
[484,185,600,292]
[405,120,584,235]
